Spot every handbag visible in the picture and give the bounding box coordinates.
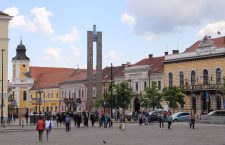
[49,121,52,129]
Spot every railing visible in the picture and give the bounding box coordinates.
[182,84,223,91]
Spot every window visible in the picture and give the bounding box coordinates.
[179,71,184,86]
[169,73,173,87]
[62,91,63,98]
[135,82,138,91]
[23,91,27,101]
[191,71,196,85]
[203,69,208,84]
[144,82,147,90]
[82,90,84,97]
[158,81,161,90]
[23,64,26,67]
[216,68,221,84]
[69,91,71,98]
[79,90,81,98]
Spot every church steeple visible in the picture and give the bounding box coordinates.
[12,40,30,60]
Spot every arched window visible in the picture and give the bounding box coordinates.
[216,68,221,84]
[191,71,196,85]
[179,71,184,86]
[23,91,27,101]
[169,73,173,87]
[203,69,208,84]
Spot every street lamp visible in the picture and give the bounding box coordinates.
[36,90,43,117]
[1,49,5,126]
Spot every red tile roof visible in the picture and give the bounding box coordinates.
[30,66,75,89]
[30,66,74,81]
[134,56,164,73]
[102,65,125,81]
[184,36,225,52]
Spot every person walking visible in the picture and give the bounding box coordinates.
[25,111,29,126]
[90,113,96,127]
[158,112,164,128]
[65,114,71,132]
[45,116,53,142]
[77,113,82,128]
[190,111,196,129]
[166,112,172,129]
[37,117,45,142]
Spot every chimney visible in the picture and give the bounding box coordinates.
[172,50,179,54]
[148,54,153,58]
[164,52,168,56]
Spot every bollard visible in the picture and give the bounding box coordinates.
[22,120,24,128]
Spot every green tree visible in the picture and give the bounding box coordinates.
[163,86,185,112]
[140,81,162,110]
[222,78,225,97]
[115,81,133,118]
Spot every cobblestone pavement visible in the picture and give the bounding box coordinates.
[0,122,225,145]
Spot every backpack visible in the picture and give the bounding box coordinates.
[65,117,70,124]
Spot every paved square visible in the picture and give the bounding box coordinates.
[0,122,225,145]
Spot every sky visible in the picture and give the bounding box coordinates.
[1,0,225,80]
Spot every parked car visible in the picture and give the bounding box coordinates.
[200,110,225,124]
[148,110,162,122]
[207,110,225,116]
[172,112,190,122]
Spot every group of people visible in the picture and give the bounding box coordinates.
[137,110,196,130]
[36,110,114,142]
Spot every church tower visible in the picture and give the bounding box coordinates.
[0,11,12,119]
[12,40,31,114]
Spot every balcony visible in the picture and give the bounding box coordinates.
[182,84,223,92]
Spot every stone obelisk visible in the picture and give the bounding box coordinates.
[87,25,102,111]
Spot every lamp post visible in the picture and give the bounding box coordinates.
[1,49,5,126]
[110,63,113,117]
[36,90,43,117]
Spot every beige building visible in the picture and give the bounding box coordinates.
[0,11,12,118]
[164,36,225,116]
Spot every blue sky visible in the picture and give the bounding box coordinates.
[1,0,225,80]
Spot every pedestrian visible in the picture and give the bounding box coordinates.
[36,117,45,142]
[45,116,53,142]
[90,113,95,127]
[25,111,29,125]
[190,111,196,129]
[65,114,71,132]
[158,112,164,128]
[166,112,172,129]
[77,113,82,128]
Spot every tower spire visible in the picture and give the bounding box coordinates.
[20,35,22,44]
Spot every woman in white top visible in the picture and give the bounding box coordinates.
[45,116,53,142]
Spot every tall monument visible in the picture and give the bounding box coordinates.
[0,11,12,120]
[87,25,102,111]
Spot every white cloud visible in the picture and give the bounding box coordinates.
[145,34,157,41]
[4,7,54,35]
[71,46,81,57]
[124,0,225,36]
[108,49,122,61]
[197,21,225,37]
[52,27,79,43]
[121,13,136,27]
[4,7,27,28]
[43,48,61,62]
[30,7,54,35]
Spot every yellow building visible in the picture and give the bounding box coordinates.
[164,36,225,117]
[0,11,12,118]
[28,66,74,114]
[11,41,33,116]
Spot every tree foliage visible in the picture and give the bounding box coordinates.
[140,81,162,109]
[115,81,133,110]
[162,86,185,110]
